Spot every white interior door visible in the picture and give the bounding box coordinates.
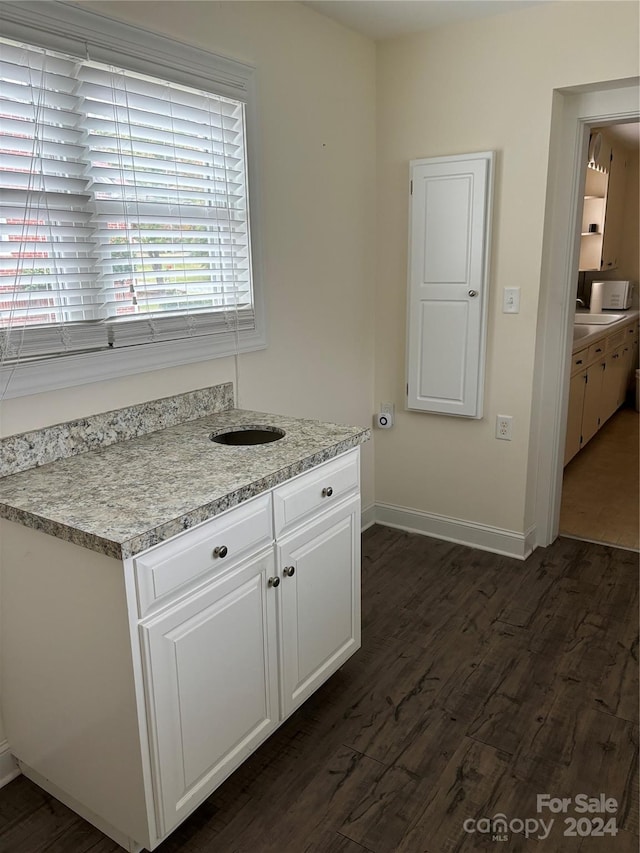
[407,152,494,417]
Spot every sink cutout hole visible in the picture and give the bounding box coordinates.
[210,426,285,446]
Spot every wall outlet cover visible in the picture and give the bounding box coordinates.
[496,414,513,440]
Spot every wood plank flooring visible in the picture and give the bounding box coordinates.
[560,406,639,551]
[1,526,638,852]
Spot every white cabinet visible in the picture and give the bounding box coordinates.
[600,139,627,271]
[406,151,494,418]
[140,450,361,837]
[1,448,362,851]
[579,130,628,272]
[581,358,605,445]
[277,496,360,716]
[579,163,608,272]
[564,321,638,464]
[600,347,625,423]
[564,368,587,465]
[578,163,609,270]
[141,550,279,837]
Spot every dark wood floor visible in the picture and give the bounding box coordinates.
[1,525,638,852]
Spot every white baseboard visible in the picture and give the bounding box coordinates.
[0,740,20,788]
[374,502,536,560]
[361,503,376,532]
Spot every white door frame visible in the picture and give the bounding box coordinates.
[531,78,640,548]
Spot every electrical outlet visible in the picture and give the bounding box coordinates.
[496,414,513,440]
[377,402,395,428]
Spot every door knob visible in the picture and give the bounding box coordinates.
[468,290,478,297]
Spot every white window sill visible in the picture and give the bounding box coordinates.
[0,327,267,399]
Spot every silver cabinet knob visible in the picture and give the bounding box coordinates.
[468,290,478,297]
[283,566,295,577]
[213,545,228,558]
[268,576,280,588]
[322,486,333,497]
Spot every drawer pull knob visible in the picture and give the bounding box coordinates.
[576,359,583,365]
[213,545,228,559]
[283,566,295,577]
[268,576,280,588]
[322,486,333,497]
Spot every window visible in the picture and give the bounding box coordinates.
[0,1,264,398]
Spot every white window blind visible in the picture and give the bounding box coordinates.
[0,41,107,358]
[0,36,255,361]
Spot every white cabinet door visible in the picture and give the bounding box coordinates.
[141,550,279,837]
[600,348,625,424]
[601,140,626,271]
[407,151,494,418]
[582,361,605,445]
[564,370,586,465]
[277,495,361,717]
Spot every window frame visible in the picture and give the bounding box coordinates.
[0,0,266,399]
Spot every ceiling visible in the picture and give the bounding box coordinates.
[303,0,547,40]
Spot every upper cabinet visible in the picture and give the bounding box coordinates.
[406,151,494,418]
[579,130,628,272]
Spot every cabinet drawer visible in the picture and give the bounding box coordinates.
[134,493,273,617]
[273,449,359,537]
[607,329,626,350]
[571,348,588,375]
[587,340,606,363]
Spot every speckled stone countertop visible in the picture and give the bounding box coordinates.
[0,406,369,560]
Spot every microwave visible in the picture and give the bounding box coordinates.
[593,280,634,310]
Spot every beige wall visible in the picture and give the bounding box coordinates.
[0,1,376,748]
[375,1,639,534]
[0,0,377,507]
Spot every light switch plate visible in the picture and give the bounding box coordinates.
[503,287,520,314]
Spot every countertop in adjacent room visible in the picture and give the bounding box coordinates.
[572,309,639,353]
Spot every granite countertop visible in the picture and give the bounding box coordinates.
[572,309,639,353]
[0,407,369,560]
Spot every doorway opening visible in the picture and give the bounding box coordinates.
[559,121,639,550]
[531,80,640,552]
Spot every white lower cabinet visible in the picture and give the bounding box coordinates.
[138,452,361,843]
[581,359,605,445]
[138,455,361,839]
[1,448,362,852]
[278,496,361,717]
[141,549,279,837]
[564,321,638,464]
